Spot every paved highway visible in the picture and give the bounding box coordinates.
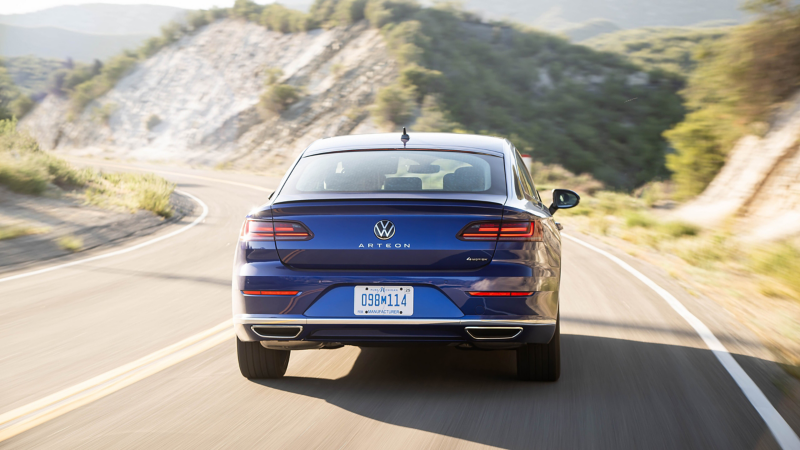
[1,161,799,449]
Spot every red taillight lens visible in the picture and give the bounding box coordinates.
[459,222,501,240]
[467,291,534,297]
[242,290,300,295]
[498,221,543,241]
[457,220,543,241]
[241,220,312,241]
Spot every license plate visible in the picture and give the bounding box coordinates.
[354,286,413,316]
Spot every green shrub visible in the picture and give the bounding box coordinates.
[9,94,35,118]
[260,83,302,113]
[658,221,700,238]
[0,225,40,241]
[749,243,800,298]
[0,157,49,194]
[146,114,162,130]
[57,235,83,252]
[624,211,656,228]
[91,103,117,125]
[372,83,416,127]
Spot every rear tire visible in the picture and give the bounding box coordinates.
[237,337,290,379]
[516,315,560,381]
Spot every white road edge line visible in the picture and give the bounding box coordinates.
[0,189,209,284]
[563,233,800,450]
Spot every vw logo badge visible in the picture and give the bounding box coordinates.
[374,220,395,240]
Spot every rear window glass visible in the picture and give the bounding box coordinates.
[278,150,506,198]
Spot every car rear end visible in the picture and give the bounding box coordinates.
[233,136,562,380]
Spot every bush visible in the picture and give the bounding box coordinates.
[372,83,416,127]
[146,114,162,130]
[749,242,800,298]
[260,83,302,113]
[624,211,656,228]
[91,102,117,125]
[57,235,83,252]
[659,221,700,238]
[9,95,34,118]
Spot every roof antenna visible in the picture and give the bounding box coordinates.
[400,127,410,148]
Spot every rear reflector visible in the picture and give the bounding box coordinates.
[466,291,533,297]
[242,290,300,295]
[458,220,543,242]
[241,219,313,241]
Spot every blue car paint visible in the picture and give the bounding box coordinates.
[233,133,562,346]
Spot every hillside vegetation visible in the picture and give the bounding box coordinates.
[664,0,800,199]
[583,26,731,76]
[227,0,685,188]
[19,0,686,189]
[0,119,174,217]
[2,56,65,97]
[363,2,684,188]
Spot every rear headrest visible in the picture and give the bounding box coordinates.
[384,177,423,191]
[324,171,385,191]
[443,166,485,191]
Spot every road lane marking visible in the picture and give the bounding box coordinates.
[0,320,234,442]
[564,233,800,450]
[65,159,274,193]
[0,190,208,284]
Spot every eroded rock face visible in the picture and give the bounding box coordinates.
[21,19,397,176]
[675,91,800,240]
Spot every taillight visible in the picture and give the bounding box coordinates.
[457,220,543,241]
[467,291,533,297]
[241,219,313,241]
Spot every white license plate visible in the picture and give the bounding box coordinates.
[354,286,413,316]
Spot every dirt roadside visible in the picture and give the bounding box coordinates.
[0,188,194,275]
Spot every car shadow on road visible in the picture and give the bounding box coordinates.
[253,335,795,450]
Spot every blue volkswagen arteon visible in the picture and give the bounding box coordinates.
[232,132,579,381]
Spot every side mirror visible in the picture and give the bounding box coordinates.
[549,189,580,215]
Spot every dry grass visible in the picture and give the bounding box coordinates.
[57,235,83,252]
[0,225,46,241]
[0,119,174,218]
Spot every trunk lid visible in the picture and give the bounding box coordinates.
[271,200,503,270]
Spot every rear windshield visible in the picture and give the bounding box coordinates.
[276,150,506,200]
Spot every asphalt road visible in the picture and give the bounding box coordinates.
[1,161,799,449]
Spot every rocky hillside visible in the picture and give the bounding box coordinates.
[20,5,685,186]
[21,19,396,177]
[675,91,800,240]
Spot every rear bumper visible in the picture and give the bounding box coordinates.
[234,314,557,346]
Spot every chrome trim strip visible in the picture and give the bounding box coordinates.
[464,326,523,340]
[235,315,556,326]
[250,325,303,339]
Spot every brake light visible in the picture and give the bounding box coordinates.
[467,291,534,297]
[241,219,313,241]
[457,220,543,241]
[242,290,300,295]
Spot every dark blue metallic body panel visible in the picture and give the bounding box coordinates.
[232,133,563,347]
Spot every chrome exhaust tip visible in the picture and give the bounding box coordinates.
[251,325,303,339]
[465,326,523,340]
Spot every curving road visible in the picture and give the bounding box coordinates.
[1,161,799,449]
